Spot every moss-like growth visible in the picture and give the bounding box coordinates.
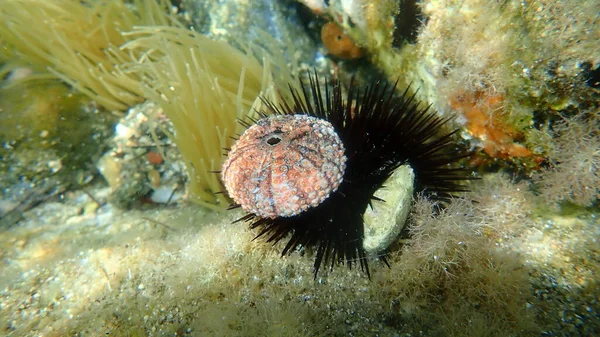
[535,112,600,208]
[3,172,599,335]
[374,175,537,336]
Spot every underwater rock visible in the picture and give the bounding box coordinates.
[297,0,600,172]
[0,79,115,228]
[1,172,598,336]
[96,102,187,209]
[0,1,598,336]
[182,0,320,68]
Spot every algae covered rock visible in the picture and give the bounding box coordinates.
[96,102,187,208]
[181,0,318,67]
[298,0,599,170]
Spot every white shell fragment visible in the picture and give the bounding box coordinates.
[362,165,415,254]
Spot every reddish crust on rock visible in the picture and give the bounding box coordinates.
[321,22,363,60]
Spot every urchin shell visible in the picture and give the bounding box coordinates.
[221,114,346,219]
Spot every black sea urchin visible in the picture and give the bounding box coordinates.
[221,73,472,278]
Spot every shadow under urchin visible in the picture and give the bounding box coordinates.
[223,72,472,278]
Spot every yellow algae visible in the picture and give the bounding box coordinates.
[0,0,176,111]
[122,26,293,207]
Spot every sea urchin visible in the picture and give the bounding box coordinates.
[221,73,471,278]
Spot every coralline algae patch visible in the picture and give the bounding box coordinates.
[222,114,346,219]
[449,91,541,167]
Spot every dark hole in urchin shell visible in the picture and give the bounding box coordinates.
[228,72,474,279]
[266,136,281,145]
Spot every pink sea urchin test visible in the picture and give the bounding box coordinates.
[221,114,346,219]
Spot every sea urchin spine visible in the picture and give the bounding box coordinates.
[222,73,472,278]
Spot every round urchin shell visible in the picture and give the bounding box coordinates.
[221,114,346,219]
